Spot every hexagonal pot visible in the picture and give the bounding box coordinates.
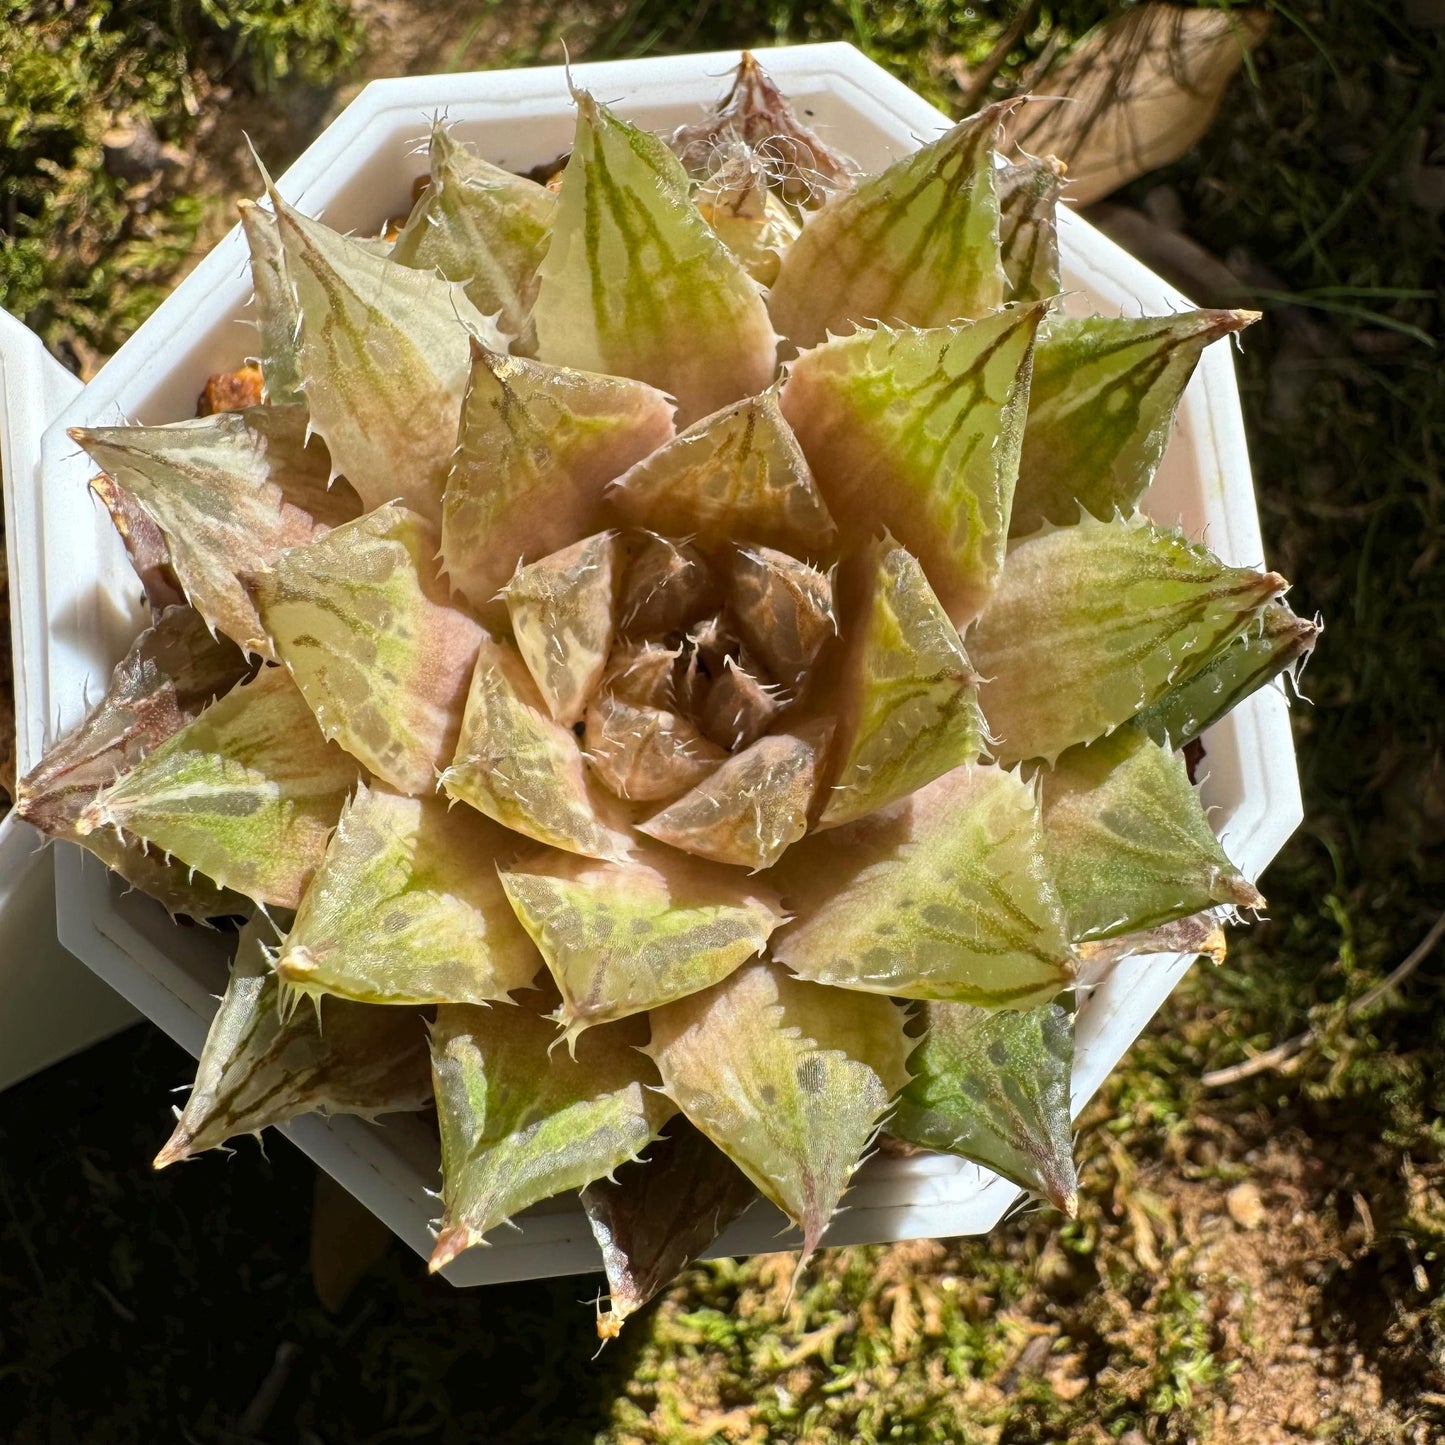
[3,43,1300,1285]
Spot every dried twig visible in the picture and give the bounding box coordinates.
[1202,909,1445,1087]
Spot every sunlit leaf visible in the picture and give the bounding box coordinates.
[997,155,1065,304]
[249,504,484,795]
[429,1001,671,1270]
[695,156,802,287]
[155,913,432,1166]
[773,765,1075,1006]
[585,693,726,804]
[238,199,304,405]
[891,1001,1077,1214]
[88,472,184,612]
[442,342,674,609]
[781,307,1043,623]
[531,88,779,426]
[274,783,541,1008]
[728,545,835,692]
[74,665,360,909]
[646,961,910,1259]
[969,515,1286,764]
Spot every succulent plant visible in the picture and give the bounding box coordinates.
[18,55,1317,1335]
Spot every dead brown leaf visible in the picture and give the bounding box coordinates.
[1006,4,1271,206]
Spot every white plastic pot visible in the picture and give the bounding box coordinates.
[4,44,1301,1284]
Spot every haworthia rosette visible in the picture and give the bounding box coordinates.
[969,515,1287,765]
[772,765,1076,1007]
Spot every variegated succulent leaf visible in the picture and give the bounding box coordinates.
[608,389,835,557]
[1012,309,1259,534]
[1074,911,1228,984]
[585,693,727,804]
[441,635,632,861]
[503,531,619,727]
[617,532,722,636]
[268,182,507,522]
[729,545,836,692]
[766,102,1012,349]
[821,535,985,828]
[74,664,361,909]
[16,606,251,918]
[71,407,360,659]
[695,156,802,287]
[646,960,911,1260]
[600,640,682,711]
[997,156,1065,304]
[238,199,304,404]
[155,913,432,1167]
[583,1120,757,1337]
[698,653,784,752]
[969,514,1287,765]
[274,782,542,1008]
[773,765,1076,1006]
[531,88,779,427]
[499,846,783,1043]
[391,121,556,354]
[249,503,483,795]
[89,471,185,612]
[1132,600,1320,749]
[429,1000,672,1270]
[638,724,830,870]
[891,1000,1077,1214]
[442,341,675,608]
[1041,727,1260,943]
[781,306,1044,624]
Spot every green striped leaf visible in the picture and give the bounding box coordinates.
[76,664,361,909]
[72,407,359,660]
[238,200,304,405]
[156,913,432,1167]
[391,122,555,354]
[274,783,541,1008]
[1012,309,1258,534]
[531,88,778,426]
[970,515,1287,765]
[429,1001,671,1271]
[780,307,1043,624]
[892,1001,1077,1214]
[766,103,1010,349]
[608,389,834,556]
[1041,728,1260,943]
[646,961,910,1261]
[997,155,1065,304]
[820,536,985,829]
[441,342,674,609]
[441,635,632,861]
[499,847,782,1044]
[772,765,1075,1007]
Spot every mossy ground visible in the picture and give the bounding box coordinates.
[1,2,1442,1441]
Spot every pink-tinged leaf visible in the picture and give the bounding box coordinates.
[71,407,361,659]
[646,961,910,1261]
[274,782,542,1008]
[608,391,834,556]
[441,341,674,609]
[781,307,1044,624]
[74,664,361,909]
[583,1121,757,1337]
[503,532,619,728]
[969,514,1287,765]
[585,692,726,804]
[88,472,185,612]
[891,1001,1077,1215]
[238,199,304,405]
[441,635,632,861]
[17,606,251,919]
[249,504,484,795]
[728,545,835,692]
[820,536,985,829]
[499,847,782,1042]
[392,122,556,355]
[267,187,506,522]
[694,158,802,288]
[997,156,1065,304]
[531,89,779,427]
[429,1001,672,1270]
[772,765,1076,1007]
[1012,310,1259,534]
[599,640,682,711]
[697,655,784,752]
[618,533,722,636]
[155,913,432,1167]
[1041,727,1260,943]
[766,103,1012,349]
[638,725,829,870]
